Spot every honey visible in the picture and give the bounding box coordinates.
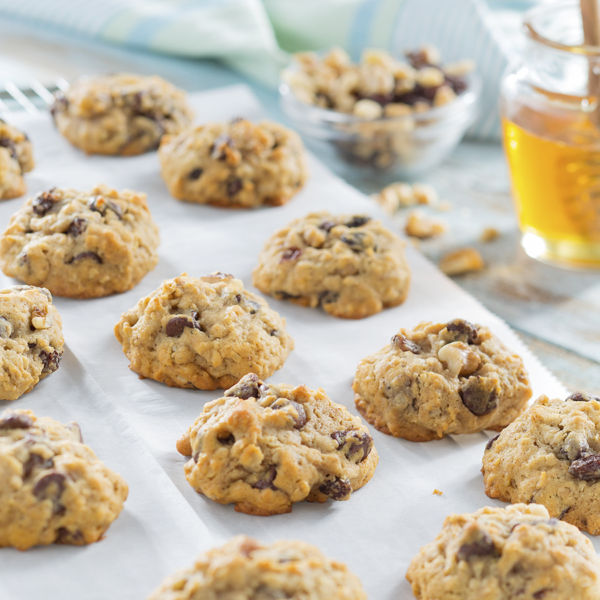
[503,116,600,267]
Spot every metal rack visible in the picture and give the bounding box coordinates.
[0,79,68,116]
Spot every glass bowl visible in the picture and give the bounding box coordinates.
[279,64,481,181]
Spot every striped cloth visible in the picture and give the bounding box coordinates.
[0,0,510,140]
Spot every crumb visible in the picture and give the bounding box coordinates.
[480,227,500,242]
[372,181,442,214]
[436,200,453,212]
[405,209,447,238]
[409,237,421,249]
[433,489,443,496]
[439,247,485,276]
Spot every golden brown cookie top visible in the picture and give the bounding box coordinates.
[178,373,378,515]
[149,535,367,600]
[407,503,600,600]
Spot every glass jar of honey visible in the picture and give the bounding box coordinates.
[502,1,600,268]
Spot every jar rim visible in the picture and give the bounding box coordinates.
[524,0,600,56]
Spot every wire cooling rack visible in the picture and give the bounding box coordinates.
[0,79,69,116]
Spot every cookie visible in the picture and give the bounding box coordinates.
[50,73,193,155]
[252,212,410,319]
[0,118,34,200]
[115,273,294,390]
[0,185,160,298]
[406,503,600,600]
[149,536,367,599]
[176,373,378,515]
[0,409,128,550]
[353,319,532,441]
[158,118,308,207]
[0,285,63,401]
[482,392,600,535]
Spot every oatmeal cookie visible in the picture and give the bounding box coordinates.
[115,273,294,390]
[0,409,128,550]
[406,503,600,600]
[0,285,63,401]
[158,118,308,208]
[177,374,377,515]
[149,535,367,599]
[353,319,532,441]
[50,73,193,155]
[252,212,410,319]
[483,392,600,535]
[0,185,160,298]
[0,118,34,200]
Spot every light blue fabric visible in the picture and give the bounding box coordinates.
[0,0,519,140]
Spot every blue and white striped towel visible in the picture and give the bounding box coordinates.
[0,0,511,140]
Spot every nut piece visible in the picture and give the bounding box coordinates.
[438,341,480,376]
[405,209,447,239]
[480,227,500,243]
[439,247,485,276]
[371,181,440,215]
[412,183,439,206]
[353,98,383,119]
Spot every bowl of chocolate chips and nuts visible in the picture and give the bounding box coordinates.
[280,46,480,178]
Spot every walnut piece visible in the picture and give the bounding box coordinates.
[439,248,485,276]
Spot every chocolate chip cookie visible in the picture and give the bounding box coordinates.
[406,503,600,600]
[0,118,34,200]
[353,319,532,441]
[115,273,294,390]
[50,73,193,155]
[252,212,410,319]
[483,392,600,535]
[149,536,367,599]
[176,374,378,515]
[158,118,308,207]
[0,185,160,298]
[0,409,128,550]
[0,285,63,401]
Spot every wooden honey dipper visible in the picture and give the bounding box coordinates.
[581,0,600,126]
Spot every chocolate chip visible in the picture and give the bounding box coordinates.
[446,319,478,344]
[56,527,83,544]
[318,291,339,306]
[331,430,373,463]
[211,133,235,160]
[225,374,261,399]
[275,291,302,300]
[391,334,420,354]
[166,314,203,337]
[460,377,498,416]
[33,472,66,512]
[39,349,61,373]
[88,196,123,219]
[188,168,203,180]
[270,329,278,336]
[226,178,243,196]
[239,296,261,314]
[280,248,302,262]
[319,477,352,500]
[485,433,500,451]
[50,91,69,117]
[445,74,467,95]
[251,466,277,490]
[340,232,366,251]
[533,590,550,599]
[23,453,53,478]
[569,455,600,480]
[272,400,307,429]
[457,531,496,561]
[0,136,18,161]
[32,189,59,216]
[345,216,371,228]
[217,433,235,445]
[0,412,33,430]
[406,50,432,69]
[320,220,337,232]
[67,252,102,264]
[28,342,36,349]
[66,217,86,237]
[566,392,600,402]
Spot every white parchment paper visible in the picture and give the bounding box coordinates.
[0,86,576,599]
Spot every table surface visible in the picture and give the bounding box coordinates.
[1,17,598,395]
